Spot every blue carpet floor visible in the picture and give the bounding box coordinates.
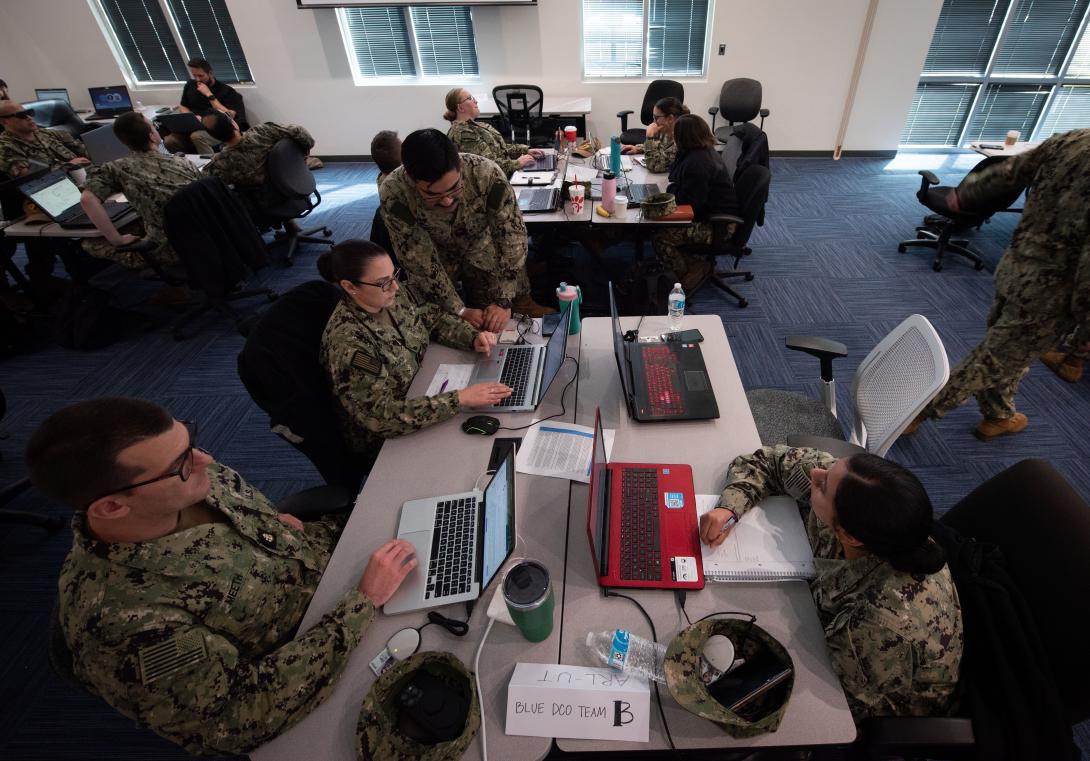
[1,155,1087,760]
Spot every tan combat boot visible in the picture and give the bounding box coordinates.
[973,412,1029,441]
[1041,351,1084,383]
[512,294,557,317]
[902,412,928,435]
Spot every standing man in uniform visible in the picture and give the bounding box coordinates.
[26,397,417,756]
[163,58,246,155]
[379,128,553,334]
[908,128,1090,440]
[80,111,201,269]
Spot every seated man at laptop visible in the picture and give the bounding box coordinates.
[700,446,963,721]
[318,240,510,462]
[380,129,554,333]
[26,397,418,756]
[163,57,246,155]
[0,99,89,177]
[80,111,200,268]
[201,112,315,221]
[443,87,542,178]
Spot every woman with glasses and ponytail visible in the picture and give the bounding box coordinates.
[318,240,512,459]
[443,87,542,178]
[699,446,964,722]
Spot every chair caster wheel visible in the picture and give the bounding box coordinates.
[744,273,754,281]
[738,299,748,308]
[323,229,333,237]
[974,261,984,271]
[897,244,907,253]
[933,262,943,272]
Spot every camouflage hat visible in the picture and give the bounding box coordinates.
[357,650,480,761]
[640,192,676,219]
[664,618,794,738]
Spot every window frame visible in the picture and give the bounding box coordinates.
[580,0,714,82]
[337,5,481,86]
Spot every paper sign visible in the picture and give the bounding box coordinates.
[506,662,649,742]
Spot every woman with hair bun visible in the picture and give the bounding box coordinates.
[443,87,542,178]
[700,446,963,722]
[318,240,511,458]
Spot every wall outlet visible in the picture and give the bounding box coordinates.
[718,43,726,56]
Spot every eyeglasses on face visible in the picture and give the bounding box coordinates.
[87,420,199,507]
[419,180,462,203]
[652,113,668,123]
[461,95,477,104]
[354,267,402,292]
[0,110,34,120]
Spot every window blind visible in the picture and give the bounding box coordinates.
[991,0,1089,75]
[963,83,1050,142]
[1037,84,1090,134]
[901,83,979,145]
[583,0,645,77]
[343,8,417,78]
[922,0,1011,75]
[98,0,188,82]
[1066,23,1090,76]
[166,0,253,83]
[409,6,479,77]
[647,0,709,77]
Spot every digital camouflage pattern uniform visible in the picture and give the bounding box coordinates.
[320,286,478,456]
[922,128,1090,421]
[642,134,677,173]
[446,119,528,178]
[716,446,963,721]
[0,126,87,175]
[57,462,375,756]
[204,122,315,218]
[82,151,201,268]
[380,153,530,315]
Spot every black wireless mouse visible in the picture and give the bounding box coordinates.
[462,415,500,436]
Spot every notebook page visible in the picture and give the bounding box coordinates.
[695,495,816,581]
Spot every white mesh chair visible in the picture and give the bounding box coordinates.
[746,314,949,457]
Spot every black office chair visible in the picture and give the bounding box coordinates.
[681,162,770,308]
[708,78,770,145]
[897,156,1022,272]
[21,99,95,139]
[491,85,553,147]
[238,280,373,495]
[860,459,1089,760]
[617,79,683,145]
[258,138,334,265]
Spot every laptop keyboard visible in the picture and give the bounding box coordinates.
[641,345,685,417]
[619,467,662,581]
[425,496,478,600]
[495,346,534,407]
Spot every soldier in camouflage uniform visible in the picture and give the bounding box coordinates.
[0,99,90,176]
[909,129,1090,440]
[25,397,418,756]
[699,446,963,721]
[318,240,510,458]
[202,112,315,219]
[381,129,549,334]
[443,87,541,178]
[79,112,200,268]
[620,96,685,173]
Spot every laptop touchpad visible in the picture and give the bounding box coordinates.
[684,371,709,391]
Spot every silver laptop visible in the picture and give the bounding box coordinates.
[467,300,569,412]
[81,125,130,165]
[384,450,516,615]
[35,88,70,104]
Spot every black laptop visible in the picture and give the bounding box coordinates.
[155,112,204,134]
[608,281,719,422]
[19,169,131,229]
[518,186,561,214]
[86,85,134,120]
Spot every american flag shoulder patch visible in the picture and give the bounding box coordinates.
[351,351,382,375]
[137,631,208,685]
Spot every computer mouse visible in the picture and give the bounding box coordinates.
[462,415,500,436]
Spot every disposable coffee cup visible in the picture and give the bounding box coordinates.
[503,560,554,642]
[569,184,586,214]
[564,125,578,143]
[614,195,629,216]
[1005,130,1020,147]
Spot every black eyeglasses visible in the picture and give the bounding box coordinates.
[353,267,401,292]
[0,110,34,120]
[87,421,199,507]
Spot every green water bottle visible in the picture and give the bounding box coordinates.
[557,282,581,334]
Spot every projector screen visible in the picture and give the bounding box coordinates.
[297,0,534,6]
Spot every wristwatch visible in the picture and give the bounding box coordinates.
[456,306,466,317]
[494,298,512,310]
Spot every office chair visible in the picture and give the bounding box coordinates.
[617,79,683,145]
[746,314,949,457]
[898,156,1021,272]
[860,458,1089,760]
[258,138,334,265]
[680,162,770,308]
[237,280,374,495]
[491,85,552,147]
[708,78,770,145]
[21,99,95,139]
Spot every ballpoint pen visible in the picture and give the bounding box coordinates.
[439,379,449,393]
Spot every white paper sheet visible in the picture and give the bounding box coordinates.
[425,363,474,396]
[515,421,614,483]
[564,165,598,182]
[510,170,557,186]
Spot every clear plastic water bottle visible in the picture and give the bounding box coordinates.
[585,629,666,683]
[668,282,685,332]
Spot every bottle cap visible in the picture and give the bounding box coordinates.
[603,172,615,180]
[674,282,682,289]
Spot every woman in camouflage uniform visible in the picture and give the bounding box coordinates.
[443,88,542,178]
[620,96,687,173]
[318,240,511,457]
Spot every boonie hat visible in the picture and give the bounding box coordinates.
[640,192,676,219]
[664,617,794,738]
[357,650,480,761]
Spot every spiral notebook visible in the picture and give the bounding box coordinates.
[696,495,816,581]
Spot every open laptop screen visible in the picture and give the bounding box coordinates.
[88,85,133,114]
[35,88,70,104]
[586,409,610,576]
[481,452,515,589]
[537,299,571,397]
[27,172,80,218]
[607,282,634,403]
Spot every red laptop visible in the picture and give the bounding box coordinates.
[586,408,705,590]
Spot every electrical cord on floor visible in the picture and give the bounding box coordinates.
[603,589,676,751]
[473,616,497,761]
[498,356,580,432]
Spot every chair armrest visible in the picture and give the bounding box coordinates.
[759,108,770,118]
[786,435,865,458]
[708,212,744,226]
[860,716,975,755]
[919,169,940,186]
[616,109,634,118]
[275,485,353,521]
[708,106,720,117]
[786,335,847,382]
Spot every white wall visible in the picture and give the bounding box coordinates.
[0,0,942,156]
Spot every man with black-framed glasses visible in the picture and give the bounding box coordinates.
[0,99,89,177]
[26,397,417,756]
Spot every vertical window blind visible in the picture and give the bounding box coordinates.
[583,0,710,78]
[98,0,188,83]
[341,6,478,80]
[165,0,253,83]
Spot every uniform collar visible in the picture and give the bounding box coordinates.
[812,552,887,607]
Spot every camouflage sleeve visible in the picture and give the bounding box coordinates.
[0,141,25,176]
[481,169,529,301]
[91,590,374,756]
[450,124,521,177]
[84,162,120,202]
[1072,242,1090,345]
[381,191,465,314]
[643,136,676,173]
[506,141,530,159]
[717,446,835,517]
[55,129,88,159]
[416,298,477,350]
[261,123,316,153]
[824,614,914,721]
[957,140,1054,211]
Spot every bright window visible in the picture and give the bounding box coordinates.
[339,6,479,82]
[582,0,711,78]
